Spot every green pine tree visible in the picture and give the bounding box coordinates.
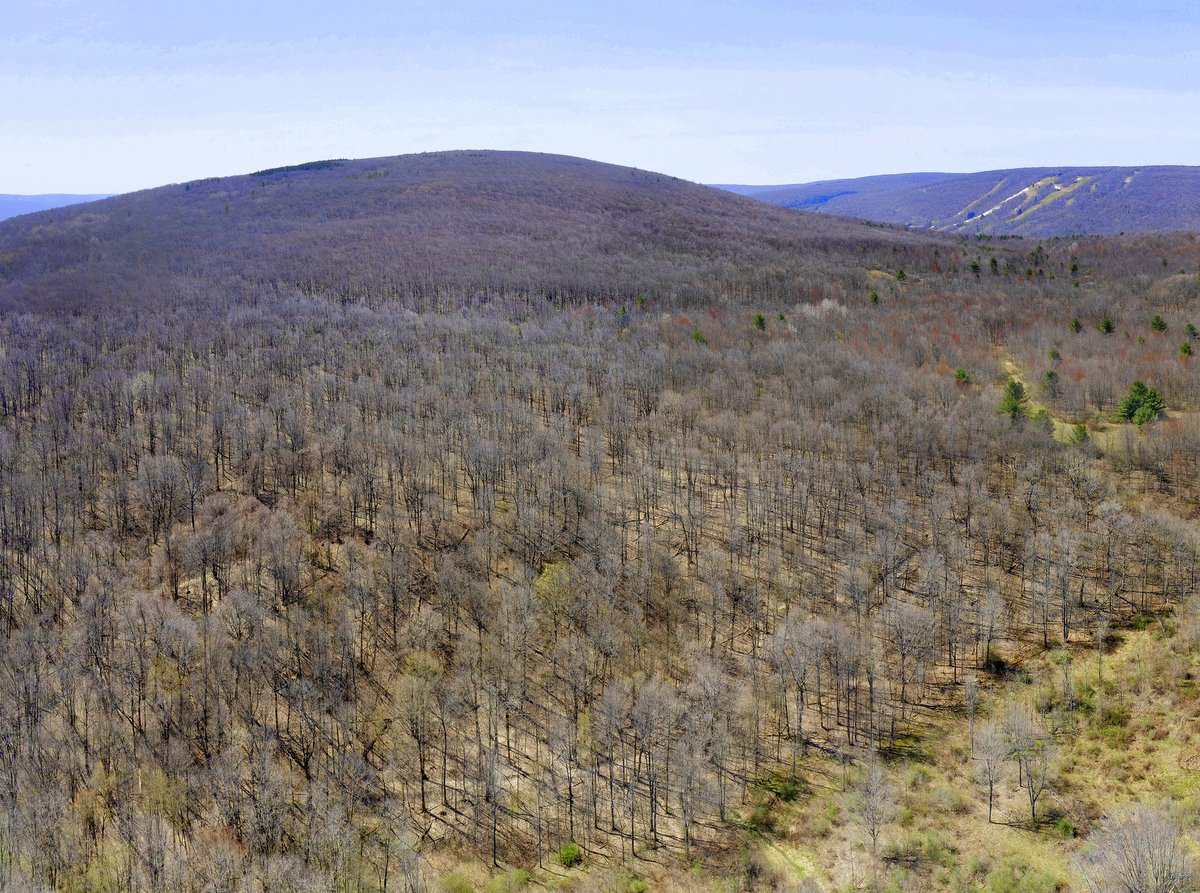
[1117,381,1164,426]
[999,379,1027,423]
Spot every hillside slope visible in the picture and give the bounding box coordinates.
[0,151,942,311]
[2,151,1200,893]
[721,166,1200,236]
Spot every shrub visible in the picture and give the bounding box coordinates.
[883,832,923,862]
[883,831,955,868]
[883,867,914,893]
[930,781,970,815]
[1055,817,1076,838]
[954,367,972,384]
[485,869,530,893]
[747,797,779,833]
[1098,314,1115,334]
[556,842,584,868]
[1100,701,1131,729]
[983,862,1056,893]
[922,832,957,868]
[1152,314,1168,331]
[824,800,841,825]
[905,765,932,790]
[754,771,802,802]
[441,872,475,893]
[753,313,766,330]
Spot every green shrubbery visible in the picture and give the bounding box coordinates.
[883,831,956,869]
[441,872,475,893]
[983,863,1057,893]
[753,771,802,802]
[556,842,584,868]
[484,869,530,893]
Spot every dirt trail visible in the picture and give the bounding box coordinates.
[998,352,1091,445]
[999,350,1200,452]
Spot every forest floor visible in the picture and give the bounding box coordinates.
[736,614,1200,893]
[429,609,1200,893]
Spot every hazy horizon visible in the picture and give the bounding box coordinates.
[6,0,1200,194]
[10,155,1200,203]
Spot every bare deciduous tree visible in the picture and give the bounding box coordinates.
[975,721,1007,823]
[1074,805,1193,893]
[851,755,897,888]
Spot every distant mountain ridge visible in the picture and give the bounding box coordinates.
[0,194,112,221]
[717,166,1200,236]
[0,150,943,311]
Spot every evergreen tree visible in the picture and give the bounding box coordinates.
[999,379,1027,423]
[1118,381,1164,426]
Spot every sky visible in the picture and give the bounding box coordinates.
[4,0,1200,193]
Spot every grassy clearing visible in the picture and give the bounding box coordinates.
[996,350,1167,451]
[718,616,1200,892]
[999,353,1086,444]
[1000,349,1200,454]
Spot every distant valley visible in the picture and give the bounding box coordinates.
[718,165,1200,236]
[0,193,112,221]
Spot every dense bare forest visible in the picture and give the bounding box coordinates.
[2,153,1200,892]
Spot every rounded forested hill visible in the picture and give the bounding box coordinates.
[0,150,944,310]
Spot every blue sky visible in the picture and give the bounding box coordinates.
[4,0,1200,192]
